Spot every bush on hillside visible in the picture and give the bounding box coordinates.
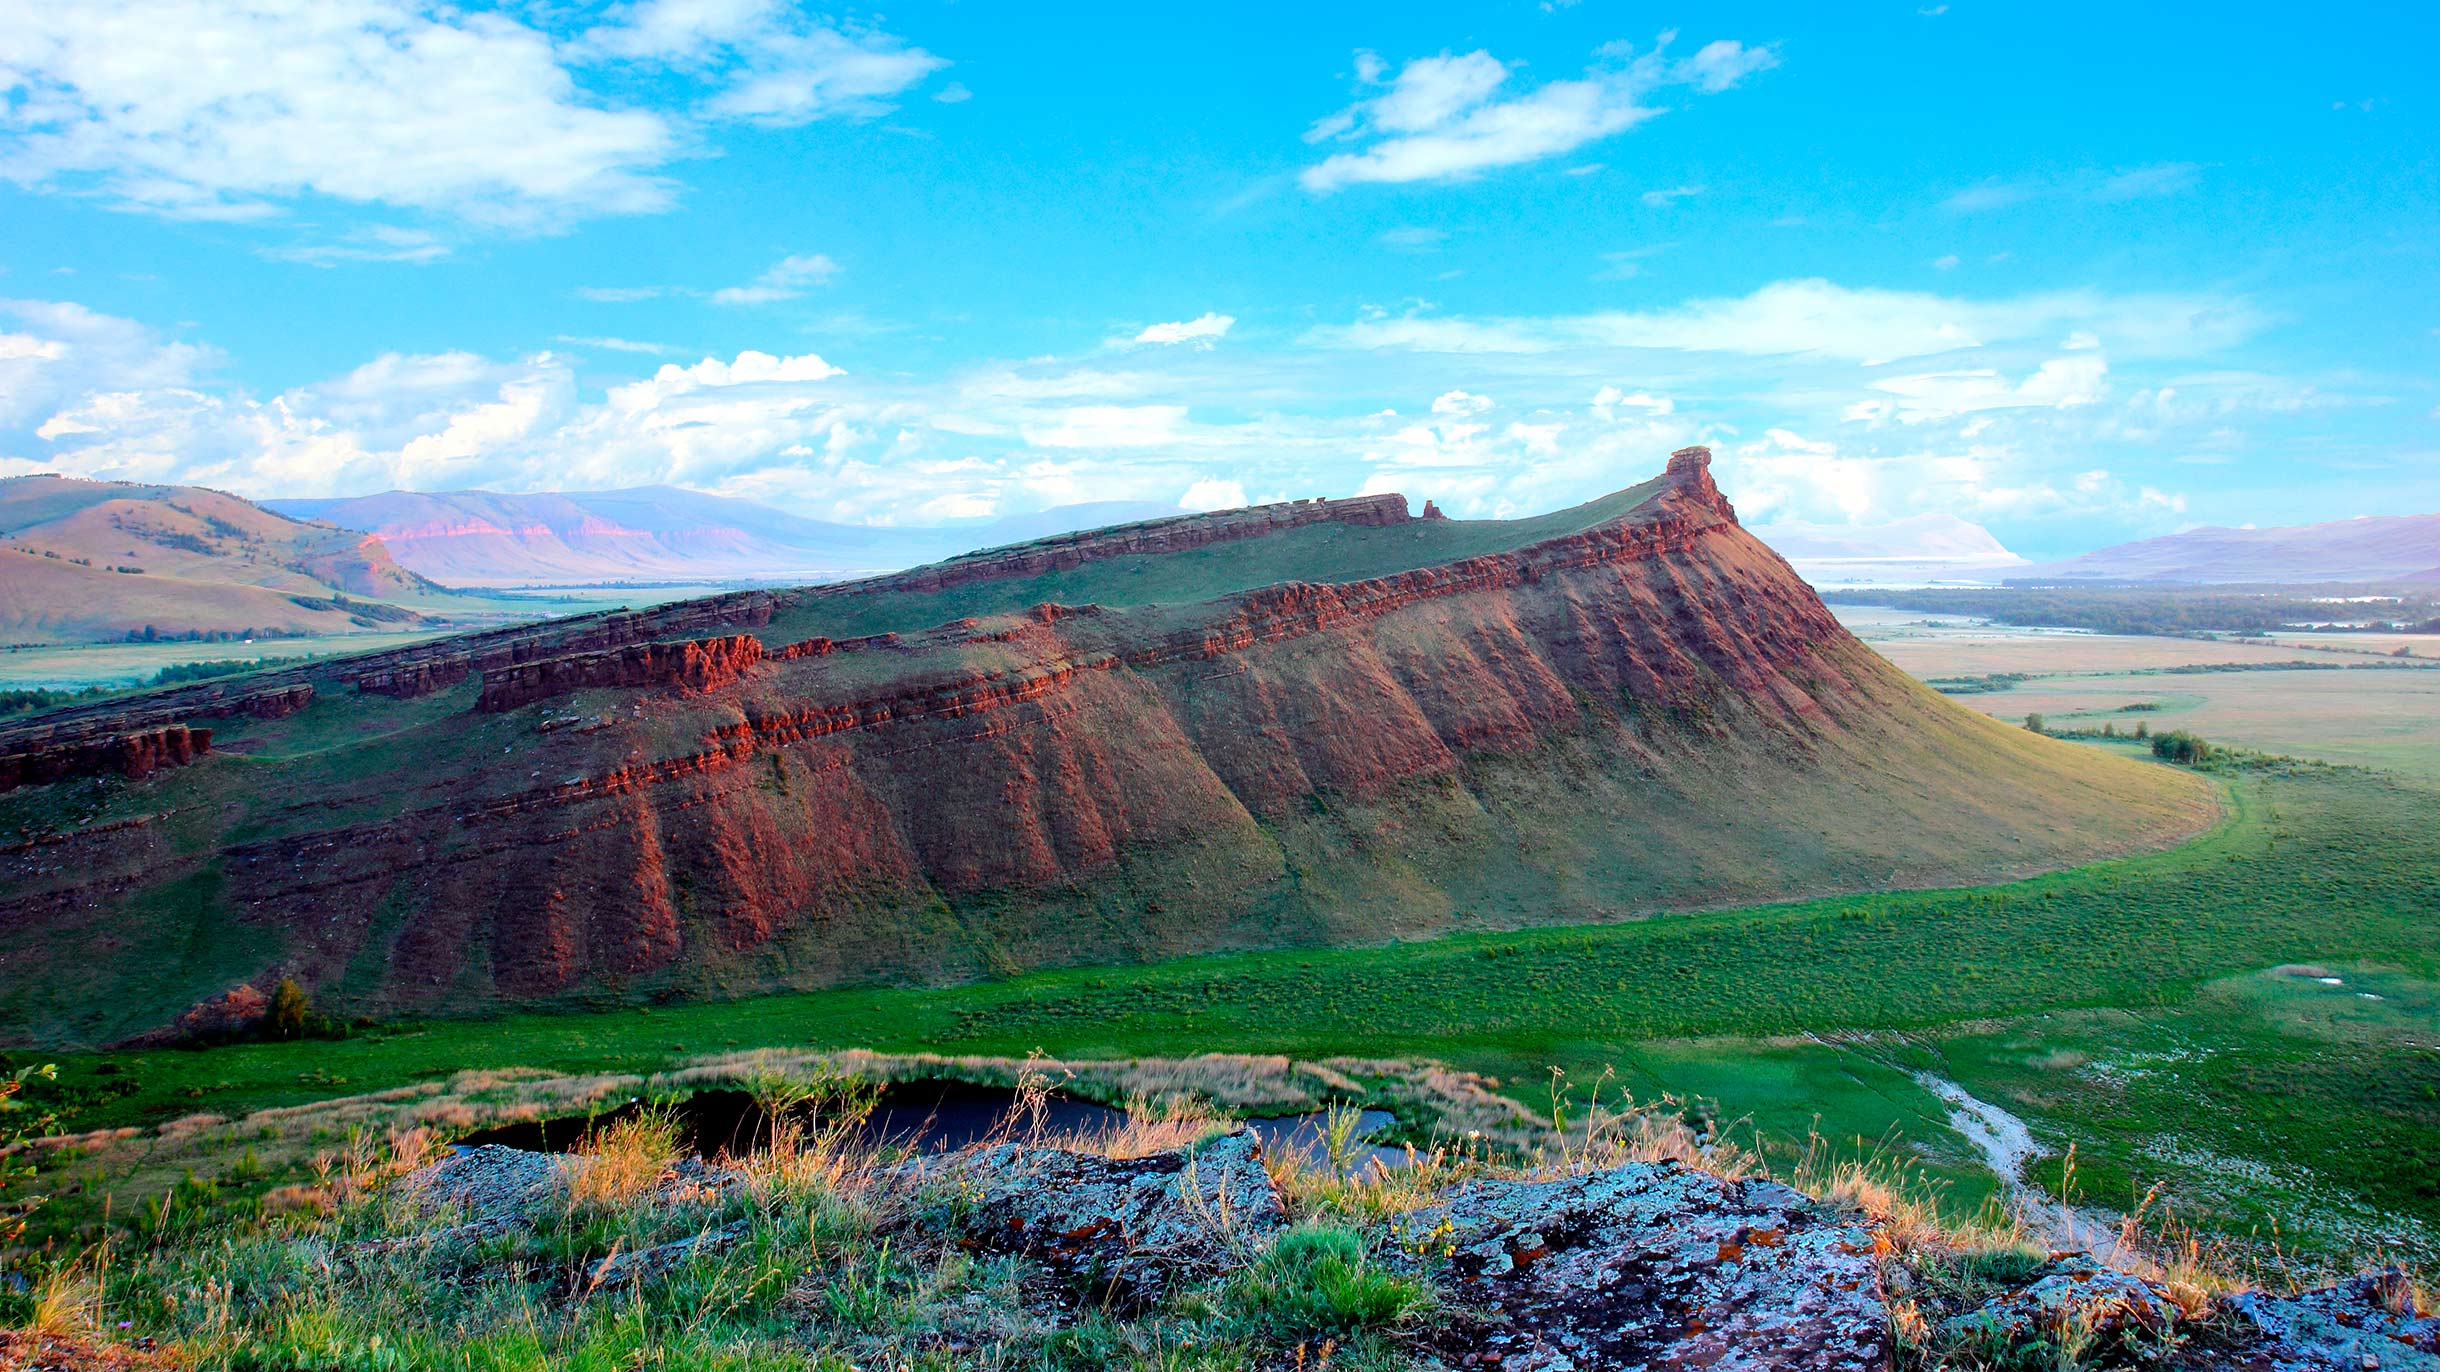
[2151,731,2215,765]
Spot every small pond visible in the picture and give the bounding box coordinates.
[454,1080,1409,1172]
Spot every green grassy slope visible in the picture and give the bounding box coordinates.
[759,478,1669,642]
[13,758,2433,1258]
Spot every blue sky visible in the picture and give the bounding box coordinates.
[0,1,2433,556]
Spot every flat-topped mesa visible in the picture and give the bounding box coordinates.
[0,446,2217,1042]
[788,492,1418,604]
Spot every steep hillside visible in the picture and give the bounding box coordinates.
[0,448,2214,1046]
[0,474,490,644]
[269,487,1194,587]
[2023,511,2440,583]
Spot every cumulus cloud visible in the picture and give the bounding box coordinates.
[1301,35,1775,192]
[0,0,943,229]
[1179,477,1248,511]
[0,298,218,428]
[1132,314,1236,347]
[0,284,2318,539]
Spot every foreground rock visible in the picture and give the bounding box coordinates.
[1407,1161,1890,1371]
[1943,1256,2178,1365]
[2220,1268,2440,1371]
[375,1137,2439,1372]
[905,1128,1285,1313]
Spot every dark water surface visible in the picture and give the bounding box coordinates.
[454,1080,1407,1171]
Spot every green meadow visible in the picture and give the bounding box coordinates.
[17,751,2439,1264]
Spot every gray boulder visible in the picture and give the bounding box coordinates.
[1403,1160,1889,1370]
[2222,1268,2440,1371]
[1943,1255,2178,1365]
[905,1127,1285,1313]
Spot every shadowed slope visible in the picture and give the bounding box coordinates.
[0,449,2212,1045]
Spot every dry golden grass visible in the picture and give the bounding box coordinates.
[565,1109,682,1209]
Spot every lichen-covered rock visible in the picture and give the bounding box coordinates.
[1944,1255,2177,1365]
[906,1128,1284,1313]
[2221,1268,2440,1371]
[1406,1160,1889,1370]
[399,1144,570,1225]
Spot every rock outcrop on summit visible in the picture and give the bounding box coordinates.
[0,449,2214,1044]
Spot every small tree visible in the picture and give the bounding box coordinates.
[2151,730,2215,765]
[2023,713,2046,734]
[267,978,312,1040]
[2133,721,2150,741]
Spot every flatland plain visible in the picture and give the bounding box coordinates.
[1842,605,2440,779]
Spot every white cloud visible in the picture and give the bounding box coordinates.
[0,298,217,428]
[709,253,842,306]
[1132,313,1236,347]
[0,0,942,230]
[1179,477,1248,511]
[1858,353,2109,424]
[1020,405,1190,449]
[262,226,451,267]
[1677,40,1778,94]
[1311,278,2263,364]
[0,288,2318,538]
[1943,162,2203,214]
[1639,185,1702,208]
[582,0,946,127]
[555,335,677,356]
[1301,36,1774,192]
[1377,226,1448,252]
[1591,385,1672,419]
[0,0,675,227]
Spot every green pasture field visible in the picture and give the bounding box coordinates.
[16,757,2439,1265]
[0,632,449,691]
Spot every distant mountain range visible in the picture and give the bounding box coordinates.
[2018,513,2440,584]
[0,474,485,646]
[1751,512,2026,585]
[268,488,1189,588]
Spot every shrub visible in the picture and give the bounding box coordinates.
[2151,731,2215,765]
[2023,713,2045,734]
[267,979,313,1040]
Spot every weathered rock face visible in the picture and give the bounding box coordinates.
[475,634,768,712]
[241,684,315,719]
[165,984,269,1042]
[0,722,209,793]
[0,449,2212,1042]
[356,657,470,699]
[1410,1162,1890,1371]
